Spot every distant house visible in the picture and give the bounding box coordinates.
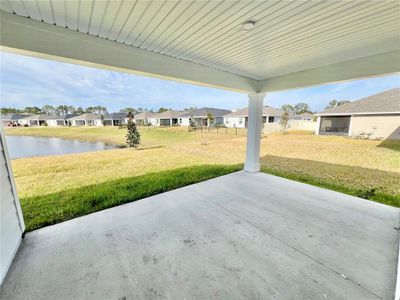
[180,107,231,127]
[315,88,400,140]
[67,113,102,126]
[157,110,184,126]
[19,114,68,126]
[295,112,314,121]
[104,113,127,126]
[134,111,158,126]
[1,114,32,126]
[223,106,283,128]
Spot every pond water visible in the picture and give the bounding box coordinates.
[5,136,121,159]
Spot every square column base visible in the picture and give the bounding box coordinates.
[244,161,260,173]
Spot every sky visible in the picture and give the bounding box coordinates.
[1,51,399,113]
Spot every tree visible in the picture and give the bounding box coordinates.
[41,105,55,115]
[0,107,22,114]
[75,107,85,114]
[120,107,139,114]
[126,112,140,148]
[280,111,290,132]
[158,107,168,113]
[207,112,214,127]
[67,106,76,114]
[281,104,294,114]
[56,105,69,115]
[325,100,350,109]
[293,103,310,115]
[24,106,42,114]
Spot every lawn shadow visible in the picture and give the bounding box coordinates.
[260,154,400,206]
[378,127,400,151]
[137,145,165,151]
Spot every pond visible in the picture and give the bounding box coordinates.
[5,136,121,159]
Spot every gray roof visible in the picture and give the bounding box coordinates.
[104,113,127,120]
[134,111,157,120]
[318,88,400,115]
[20,114,66,120]
[297,113,314,118]
[157,110,184,119]
[67,113,101,120]
[1,114,33,121]
[180,107,231,118]
[224,106,283,117]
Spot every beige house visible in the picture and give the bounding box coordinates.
[133,111,158,126]
[157,110,184,126]
[316,88,400,140]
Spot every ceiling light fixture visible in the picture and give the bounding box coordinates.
[242,20,256,31]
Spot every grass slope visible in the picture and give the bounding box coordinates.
[261,156,400,207]
[6,127,400,230]
[21,164,241,231]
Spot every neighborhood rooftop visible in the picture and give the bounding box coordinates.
[67,113,101,120]
[224,106,283,117]
[318,88,400,115]
[180,107,231,117]
[157,110,185,119]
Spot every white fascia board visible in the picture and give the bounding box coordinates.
[0,11,257,93]
[258,51,400,93]
[316,112,400,116]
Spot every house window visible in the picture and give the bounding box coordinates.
[179,118,182,123]
[225,119,229,124]
[268,116,274,123]
[239,118,243,124]
[262,116,267,123]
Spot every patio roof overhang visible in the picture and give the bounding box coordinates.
[1,0,399,94]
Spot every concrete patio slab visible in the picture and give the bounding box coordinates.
[1,171,398,300]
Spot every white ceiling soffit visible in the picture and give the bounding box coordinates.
[0,0,399,93]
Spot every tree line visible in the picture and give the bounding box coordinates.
[1,100,349,116]
[0,105,109,115]
[0,105,197,116]
[280,99,350,115]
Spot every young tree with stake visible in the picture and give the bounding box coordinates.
[126,112,140,148]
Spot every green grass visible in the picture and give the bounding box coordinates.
[261,155,400,207]
[6,127,400,230]
[21,164,241,232]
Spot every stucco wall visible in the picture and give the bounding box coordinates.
[350,114,400,140]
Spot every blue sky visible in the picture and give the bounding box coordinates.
[1,52,399,113]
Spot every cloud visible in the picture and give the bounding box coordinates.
[1,52,399,112]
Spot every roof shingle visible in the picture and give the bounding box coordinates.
[318,88,400,115]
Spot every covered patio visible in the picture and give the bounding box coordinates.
[1,171,398,299]
[1,0,399,299]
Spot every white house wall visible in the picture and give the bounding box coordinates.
[224,117,246,128]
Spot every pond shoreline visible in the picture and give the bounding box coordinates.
[5,135,124,159]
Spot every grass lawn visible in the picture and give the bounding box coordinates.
[21,164,241,231]
[5,126,400,231]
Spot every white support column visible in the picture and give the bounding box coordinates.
[315,116,321,135]
[347,115,353,137]
[244,93,265,173]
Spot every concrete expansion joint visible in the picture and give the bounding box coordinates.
[204,198,384,300]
